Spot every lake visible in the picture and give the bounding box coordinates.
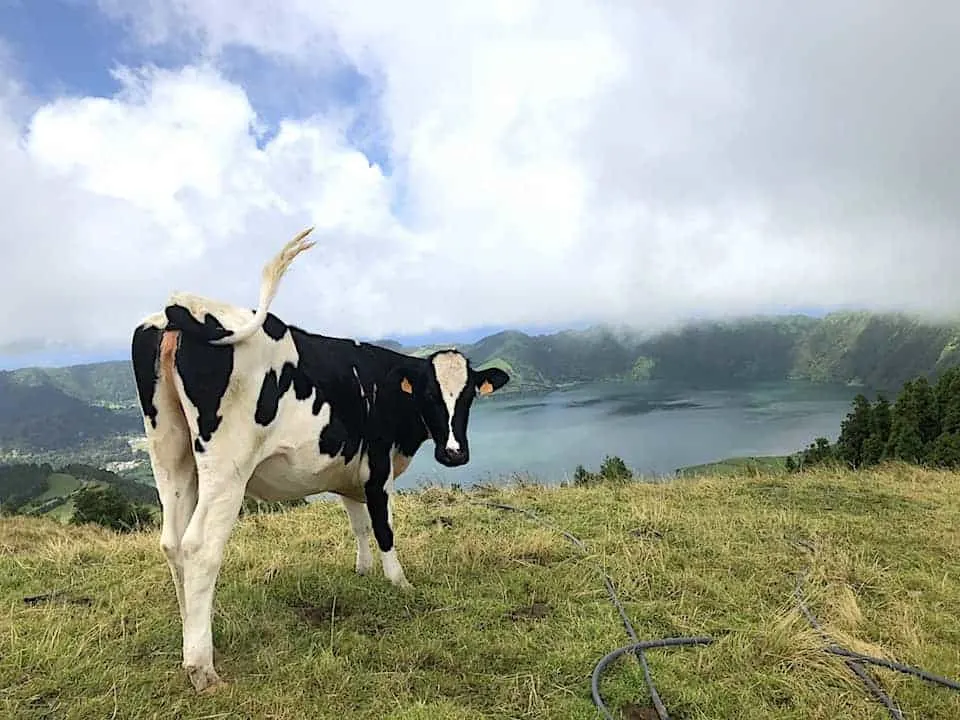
[395,380,861,490]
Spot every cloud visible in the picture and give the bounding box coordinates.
[2,1,960,357]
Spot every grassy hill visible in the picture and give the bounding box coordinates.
[4,310,960,468]
[1,464,958,719]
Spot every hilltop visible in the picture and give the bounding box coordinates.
[1,464,958,719]
[3,309,960,469]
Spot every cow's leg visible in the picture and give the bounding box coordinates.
[340,496,374,576]
[364,449,412,590]
[133,325,198,624]
[178,459,250,692]
[150,442,198,625]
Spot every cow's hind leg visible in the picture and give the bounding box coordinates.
[133,325,198,624]
[340,496,374,576]
[151,442,197,624]
[177,456,250,693]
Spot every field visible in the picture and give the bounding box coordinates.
[2,464,959,719]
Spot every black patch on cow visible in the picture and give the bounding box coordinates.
[255,362,318,426]
[261,312,288,341]
[287,329,384,465]
[165,304,235,343]
[172,314,234,443]
[317,415,360,460]
[130,323,163,429]
[194,438,205,453]
[255,368,284,426]
[364,443,394,552]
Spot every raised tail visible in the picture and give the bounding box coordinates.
[205,226,315,346]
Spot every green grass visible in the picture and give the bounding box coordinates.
[32,473,82,502]
[2,464,959,719]
[676,455,789,477]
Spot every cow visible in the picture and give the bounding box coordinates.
[129,227,509,692]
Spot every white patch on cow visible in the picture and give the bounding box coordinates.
[431,351,468,451]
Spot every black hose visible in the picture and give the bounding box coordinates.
[824,647,960,692]
[472,499,960,719]
[793,570,904,719]
[589,637,715,720]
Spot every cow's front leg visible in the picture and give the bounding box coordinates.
[364,450,412,590]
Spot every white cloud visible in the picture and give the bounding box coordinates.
[2,1,960,357]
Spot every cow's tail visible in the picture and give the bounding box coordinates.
[206,226,316,346]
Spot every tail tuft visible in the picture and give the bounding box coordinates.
[207,226,316,346]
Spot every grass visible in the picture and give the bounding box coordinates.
[32,474,82,502]
[1,463,959,719]
[676,455,789,477]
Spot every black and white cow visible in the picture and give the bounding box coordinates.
[129,228,509,692]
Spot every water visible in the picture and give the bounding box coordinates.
[397,380,860,489]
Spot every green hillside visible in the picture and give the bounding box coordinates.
[5,360,137,409]
[0,372,143,466]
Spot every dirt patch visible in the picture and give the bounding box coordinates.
[621,705,659,720]
[506,601,551,621]
[290,597,346,626]
[289,597,399,636]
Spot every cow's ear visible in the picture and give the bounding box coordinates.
[400,376,414,395]
[475,366,509,395]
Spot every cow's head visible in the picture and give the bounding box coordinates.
[395,350,509,467]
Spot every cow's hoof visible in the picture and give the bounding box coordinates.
[356,558,373,576]
[185,664,223,694]
[394,577,414,592]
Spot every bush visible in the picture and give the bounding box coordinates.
[71,485,154,532]
[572,455,633,486]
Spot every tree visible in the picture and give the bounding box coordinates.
[599,455,631,482]
[572,464,593,487]
[836,394,872,468]
[929,432,960,469]
[572,456,631,486]
[935,366,960,435]
[887,380,925,463]
[797,437,835,469]
[914,377,940,445]
[861,395,892,466]
[71,485,153,532]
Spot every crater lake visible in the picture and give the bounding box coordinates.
[395,380,862,489]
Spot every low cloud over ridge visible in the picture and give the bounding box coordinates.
[1,1,959,358]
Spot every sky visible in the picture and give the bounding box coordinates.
[1,1,959,370]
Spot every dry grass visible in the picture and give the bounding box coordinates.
[1,463,959,719]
